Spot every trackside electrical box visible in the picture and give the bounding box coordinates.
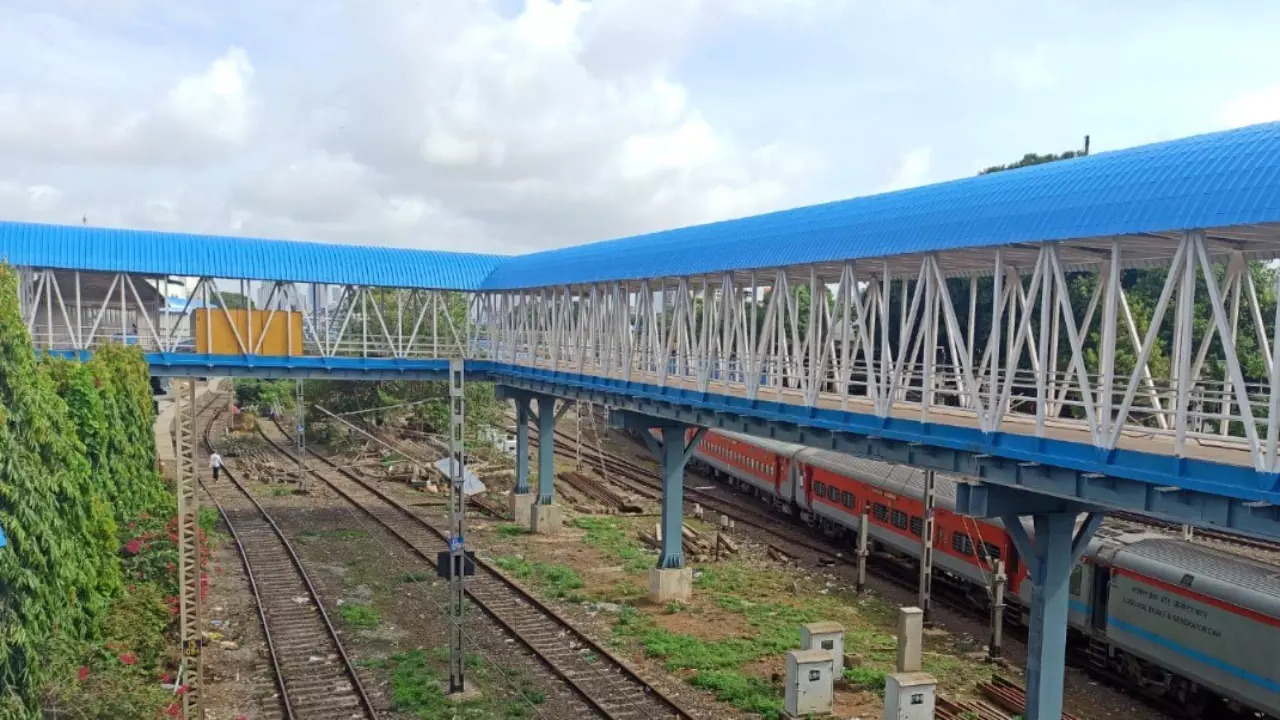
[883,672,936,720]
[801,621,845,675]
[784,649,833,718]
[436,551,476,578]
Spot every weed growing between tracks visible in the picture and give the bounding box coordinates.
[492,555,586,600]
[571,516,655,572]
[374,648,548,719]
[339,603,382,628]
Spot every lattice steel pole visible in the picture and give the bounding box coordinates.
[174,378,203,718]
[918,469,936,623]
[447,358,468,695]
[295,379,307,490]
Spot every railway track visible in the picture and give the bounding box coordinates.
[257,419,698,720]
[195,396,378,720]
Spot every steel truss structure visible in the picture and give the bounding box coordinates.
[472,231,1280,483]
[173,379,203,718]
[14,269,470,362]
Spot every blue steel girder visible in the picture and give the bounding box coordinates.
[494,386,564,506]
[484,363,1280,542]
[956,482,1106,720]
[605,408,708,569]
[140,352,454,381]
[514,398,531,495]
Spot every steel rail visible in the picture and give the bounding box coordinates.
[194,395,377,720]
[259,418,698,720]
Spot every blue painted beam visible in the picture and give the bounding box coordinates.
[485,364,1280,541]
[958,481,1106,720]
[659,425,686,569]
[514,398,531,495]
[537,395,556,505]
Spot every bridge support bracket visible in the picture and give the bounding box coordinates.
[957,482,1105,720]
[609,409,707,602]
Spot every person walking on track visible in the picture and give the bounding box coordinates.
[209,451,223,481]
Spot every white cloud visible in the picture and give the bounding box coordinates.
[994,45,1055,92]
[1220,85,1280,129]
[0,42,257,165]
[6,0,1274,258]
[167,47,255,145]
[882,147,932,192]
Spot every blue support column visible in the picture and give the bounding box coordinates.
[537,395,556,505]
[658,426,686,569]
[958,483,1104,720]
[514,399,530,494]
[1023,513,1074,720]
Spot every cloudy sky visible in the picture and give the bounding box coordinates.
[1,0,1278,256]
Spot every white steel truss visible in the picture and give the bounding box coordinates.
[15,270,470,360]
[17,230,1280,476]
[472,232,1280,475]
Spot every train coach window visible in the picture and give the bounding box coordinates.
[981,542,1001,562]
[814,481,827,497]
[828,485,840,501]
[909,516,923,537]
[872,503,889,522]
[842,491,854,509]
[890,510,908,530]
[1069,566,1083,597]
[951,534,974,556]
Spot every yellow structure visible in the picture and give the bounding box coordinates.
[194,309,304,356]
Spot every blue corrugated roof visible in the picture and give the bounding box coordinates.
[479,121,1280,289]
[0,221,506,290]
[4,123,1280,291]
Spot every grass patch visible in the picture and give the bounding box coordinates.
[198,506,221,535]
[339,603,381,628]
[493,555,584,599]
[495,523,528,537]
[844,665,888,692]
[388,649,547,719]
[398,572,431,584]
[613,564,865,719]
[270,485,295,497]
[570,516,653,572]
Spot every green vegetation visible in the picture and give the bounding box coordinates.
[492,555,584,600]
[339,603,381,628]
[495,523,529,537]
[388,648,547,719]
[232,378,295,414]
[614,567,849,719]
[398,572,431,584]
[570,516,653,572]
[610,562,982,719]
[844,665,889,692]
[0,265,184,717]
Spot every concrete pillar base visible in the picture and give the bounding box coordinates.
[648,567,693,604]
[531,504,563,535]
[509,492,534,526]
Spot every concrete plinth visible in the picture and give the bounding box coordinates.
[442,680,483,702]
[531,504,563,535]
[648,567,693,604]
[509,492,534,526]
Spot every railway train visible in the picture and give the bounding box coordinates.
[671,428,1280,719]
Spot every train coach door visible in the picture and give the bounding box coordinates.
[801,465,814,510]
[1090,565,1111,632]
